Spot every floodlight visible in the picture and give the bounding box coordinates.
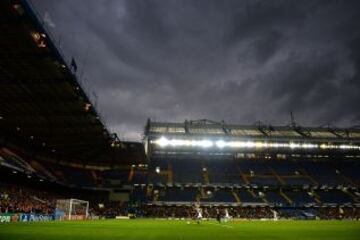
[156,136,169,147]
[215,140,226,148]
[198,140,213,148]
[153,137,360,151]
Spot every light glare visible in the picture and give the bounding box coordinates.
[153,137,360,151]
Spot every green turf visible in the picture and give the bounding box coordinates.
[0,219,359,240]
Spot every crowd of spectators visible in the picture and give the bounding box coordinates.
[318,207,360,220]
[91,201,127,218]
[0,184,56,214]
[0,184,123,217]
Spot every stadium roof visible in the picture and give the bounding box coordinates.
[145,119,360,141]
[0,0,145,165]
[145,120,360,157]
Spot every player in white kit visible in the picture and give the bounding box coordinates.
[272,209,278,221]
[224,208,231,222]
[195,206,202,224]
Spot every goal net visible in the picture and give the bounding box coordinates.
[55,199,89,220]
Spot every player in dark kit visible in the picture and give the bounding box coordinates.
[216,208,221,223]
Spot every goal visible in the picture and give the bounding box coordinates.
[55,199,89,220]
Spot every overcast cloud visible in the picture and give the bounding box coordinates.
[31,0,360,140]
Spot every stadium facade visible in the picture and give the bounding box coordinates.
[138,120,360,218]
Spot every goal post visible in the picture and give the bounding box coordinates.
[55,199,89,220]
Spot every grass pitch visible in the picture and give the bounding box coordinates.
[0,219,359,240]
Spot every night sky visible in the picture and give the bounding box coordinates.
[31,0,360,140]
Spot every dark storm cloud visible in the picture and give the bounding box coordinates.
[31,0,360,140]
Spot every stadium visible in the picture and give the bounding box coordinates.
[1,0,360,239]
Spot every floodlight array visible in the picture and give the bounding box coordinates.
[153,136,360,150]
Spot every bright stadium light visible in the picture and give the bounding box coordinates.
[170,139,186,147]
[192,139,213,148]
[320,144,330,149]
[339,144,360,150]
[202,140,213,148]
[154,137,214,148]
[215,140,226,148]
[246,141,255,148]
[153,137,360,151]
[302,143,318,149]
[289,143,300,149]
[156,136,169,147]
